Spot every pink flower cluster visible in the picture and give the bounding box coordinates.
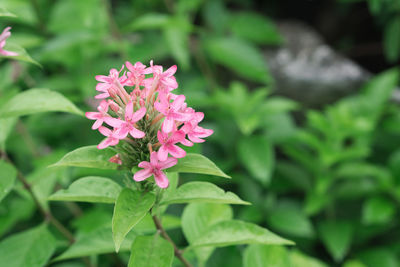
[86,61,213,188]
[0,27,18,57]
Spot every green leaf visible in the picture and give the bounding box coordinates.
[182,203,233,264]
[244,245,291,267]
[128,235,174,267]
[358,248,399,267]
[0,7,17,17]
[0,43,41,66]
[125,13,170,31]
[205,37,271,83]
[112,188,156,252]
[267,201,315,238]
[362,68,399,118]
[54,227,135,261]
[362,196,396,225]
[290,250,329,267]
[48,176,122,203]
[163,17,190,70]
[343,260,368,267]
[51,145,118,170]
[384,17,400,62]
[0,160,17,202]
[238,136,275,185]
[166,153,230,178]
[229,12,282,45]
[0,224,56,267]
[0,88,83,118]
[0,117,17,150]
[189,220,294,249]
[160,181,249,205]
[318,221,353,262]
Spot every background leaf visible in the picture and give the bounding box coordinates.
[48,176,122,203]
[112,189,155,252]
[51,146,118,170]
[229,12,282,45]
[167,153,230,178]
[0,224,56,267]
[204,37,271,83]
[189,220,294,249]
[54,227,135,261]
[243,245,291,267]
[128,235,174,267]
[0,160,17,202]
[238,136,275,185]
[318,221,353,262]
[182,203,233,265]
[0,88,83,118]
[160,181,250,205]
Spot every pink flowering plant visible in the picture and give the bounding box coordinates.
[86,61,213,189]
[0,25,293,264]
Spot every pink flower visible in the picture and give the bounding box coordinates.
[0,27,18,57]
[106,101,146,139]
[97,126,121,149]
[157,130,186,161]
[154,94,191,133]
[125,61,150,86]
[181,112,213,145]
[133,152,177,188]
[85,100,110,129]
[151,63,178,90]
[95,66,126,99]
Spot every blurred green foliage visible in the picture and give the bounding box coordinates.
[1,0,400,267]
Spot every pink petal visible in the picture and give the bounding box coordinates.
[95,75,110,83]
[104,117,124,128]
[92,119,103,130]
[159,157,178,170]
[98,126,112,137]
[158,145,168,161]
[0,49,18,56]
[170,130,185,143]
[154,171,169,188]
[96,83,109,92]
[85,112,101,120]
[150,151,159,165]
[162,77,178,89]
[180,138,193,147]
[171,95,185,110]
[162,117,174,133]
[164,65,177,77]
[129,127,145,139]
[138,161,151,169]
[133,169,153,181]
[189,134,205,143]
[125,101,134,121]
[131,107,146,122]
[157,130,167,144]
[154,100,168,115]
[95,92,110,99]
[168,145,186,158]
[98,138,112,149]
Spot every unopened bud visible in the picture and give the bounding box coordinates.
[108,100,120,112]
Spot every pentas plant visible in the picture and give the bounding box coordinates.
[86,61,213,188]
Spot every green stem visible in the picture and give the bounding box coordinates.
[152,215,193,267]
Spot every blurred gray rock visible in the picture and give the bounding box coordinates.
[265,21,371,107]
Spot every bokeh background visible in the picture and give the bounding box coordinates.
[1,0,400,266]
